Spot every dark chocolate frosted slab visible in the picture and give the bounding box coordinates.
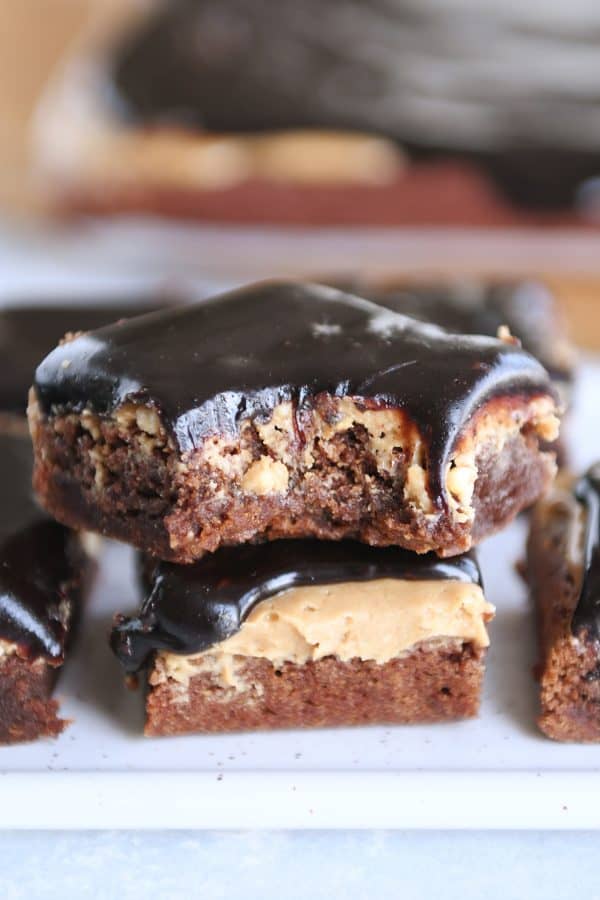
[572,463,600,640]
[0,433,81,661]
[0,299,174,414]
[111,539,481,672]
[34,280,555,508]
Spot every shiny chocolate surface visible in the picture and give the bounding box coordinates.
[34,281,555,508]
[0,433,82,661]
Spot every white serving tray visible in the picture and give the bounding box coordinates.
[1,346,599,831]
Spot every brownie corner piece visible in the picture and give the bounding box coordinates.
[527,464,600,742]
[0,432,93,744]
[30,280,560,562]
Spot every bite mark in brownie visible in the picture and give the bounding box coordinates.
[0,432,93,744]
[326,277,575,399]
[110,539,493,735]
[526,464,600,741]
[29,281,559,561]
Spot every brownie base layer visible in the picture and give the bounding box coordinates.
[30,396,556,562]
[144,641,486,736]
[527,509,600,742]
[57,163,596,228]
[0,655,65,744]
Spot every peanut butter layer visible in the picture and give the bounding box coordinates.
[152,578,494,692]
[112,538,484,671]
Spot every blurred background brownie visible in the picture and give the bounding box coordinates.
[0,296,178,416]
[326,276,576,464]
[31,0,600,225]
[527,464,600,742]
[111,540,494,736]
[0,432,94,744]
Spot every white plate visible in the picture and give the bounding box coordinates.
[1,349,599,831]
[2,221,600,289]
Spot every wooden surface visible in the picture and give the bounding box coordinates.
[0,1,91,213]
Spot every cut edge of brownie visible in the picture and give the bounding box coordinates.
[143,639,487,737]
[0,531,95,745]
[0,651,66,744]
[527,485,600,742]
[29,389,558,561]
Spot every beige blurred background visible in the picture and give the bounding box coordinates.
[0,0,90,214]
[0,0,599,348]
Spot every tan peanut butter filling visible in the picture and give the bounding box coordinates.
[152,578,494,693]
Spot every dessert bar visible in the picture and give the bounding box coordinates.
[112,540,494,736]
[0,432,92,744]
[29,282,560,561]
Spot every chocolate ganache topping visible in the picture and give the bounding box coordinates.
[109,0,600,207]
[33,281,556,509]
[572,463,600,640]
[111,539,482,672]
[0,434,79,661]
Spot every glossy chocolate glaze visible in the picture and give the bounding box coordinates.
[0,299,175,414]
[109,0,600,208]
[572,464,600,640]
[34,281,555,508]
[0,434,81,661]
[111,539,482,672]
[333,279,573,385]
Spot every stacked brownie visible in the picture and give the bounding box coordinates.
[27,279,561,736]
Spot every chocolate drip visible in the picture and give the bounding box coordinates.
[0,299,175,414]
[111,539,481,673]
[572,464,600,640]
[109,0,600,208]
[34,281,554,509]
